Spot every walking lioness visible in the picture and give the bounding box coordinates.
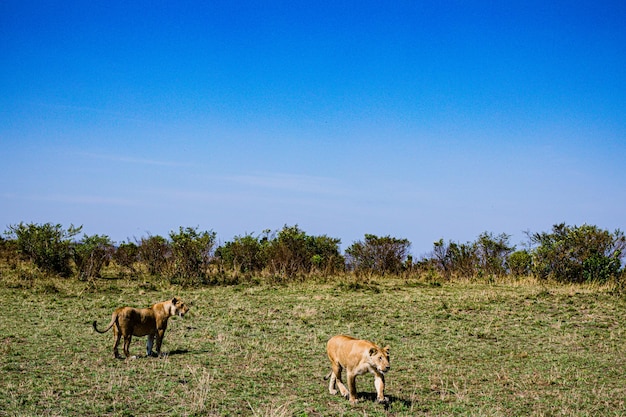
[93,297,189,358]
[325,335,390,404]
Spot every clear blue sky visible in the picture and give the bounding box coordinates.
[2,1,625,256]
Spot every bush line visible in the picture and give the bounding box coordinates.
[2,222,625,286]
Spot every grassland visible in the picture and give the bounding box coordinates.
[1,272,625,416]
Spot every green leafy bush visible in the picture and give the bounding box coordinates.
[429,238,477,279]
[6,222,81,277]
[264,225,310,278]
[216,233,267,274]
[507,250,533,277]
[346,234,410,276]
[582,251,621,283]
[72,234,114,280]
[531,223,625,283]
[305,234,344,276]
[265,225,344,279]
[138,234,170,276]
[113,242,139,274]
[169,226,216,286]
[476,232,514,277]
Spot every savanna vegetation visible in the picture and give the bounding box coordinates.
[3,222,625,285]
[0,221,625,416]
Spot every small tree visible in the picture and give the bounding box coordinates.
[138,234,170,276]
[307,234,344,276]
[346,234,411,276]
[475,232,514,277]
[113,242,139,274]
[531,223,625,283]
[6,222,82,277]
[261,225,343,280]
[507,250,533,277]
[447,241,478,279]
[582,251,621,283]
[73,234,115,280]
[431,238,452,278]
[0,235,18,266]
[169,226,216,286]
[265,225,310,279]
[217,233,266,274]
[429,238,477,279]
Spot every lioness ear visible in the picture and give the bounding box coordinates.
[172,297,178,304]
[369,347,377,356]
[383,345,390,354]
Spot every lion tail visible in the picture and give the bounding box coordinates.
[323,372,332,380]
[93,315,117,334]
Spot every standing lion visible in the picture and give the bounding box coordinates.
[93,297,189,358]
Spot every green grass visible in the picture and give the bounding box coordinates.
[1,273,625,416]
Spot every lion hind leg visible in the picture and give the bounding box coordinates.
[123,335,132,358]
[328,371,338,395]
[329,363,347,397]
[333,366,349,398]
[112,328,122,359]
[336,378,349,398]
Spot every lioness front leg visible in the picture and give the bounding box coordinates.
[374,374,388,403]
[154,328,166,356]
[346,371,358,404]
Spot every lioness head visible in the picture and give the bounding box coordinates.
[369,346,391,374]
[170,297,190,318]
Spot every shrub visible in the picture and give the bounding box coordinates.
[72,234,115,280]
[138,234,170,276]
[216,233,267,274]
[0,236,18,266]
[6,222,81,277]
[531,223,625,283]
[582,251,621,283]
[476,232,514,277]
[113,242,139,274]
[427,233,514,280]
[507,250,533,277]
[307,234,344,276]
[261,225,343,279]
[265,225,310,278]
[429,238,477,279]
[345,234,410,276]
[169,226,216,286]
